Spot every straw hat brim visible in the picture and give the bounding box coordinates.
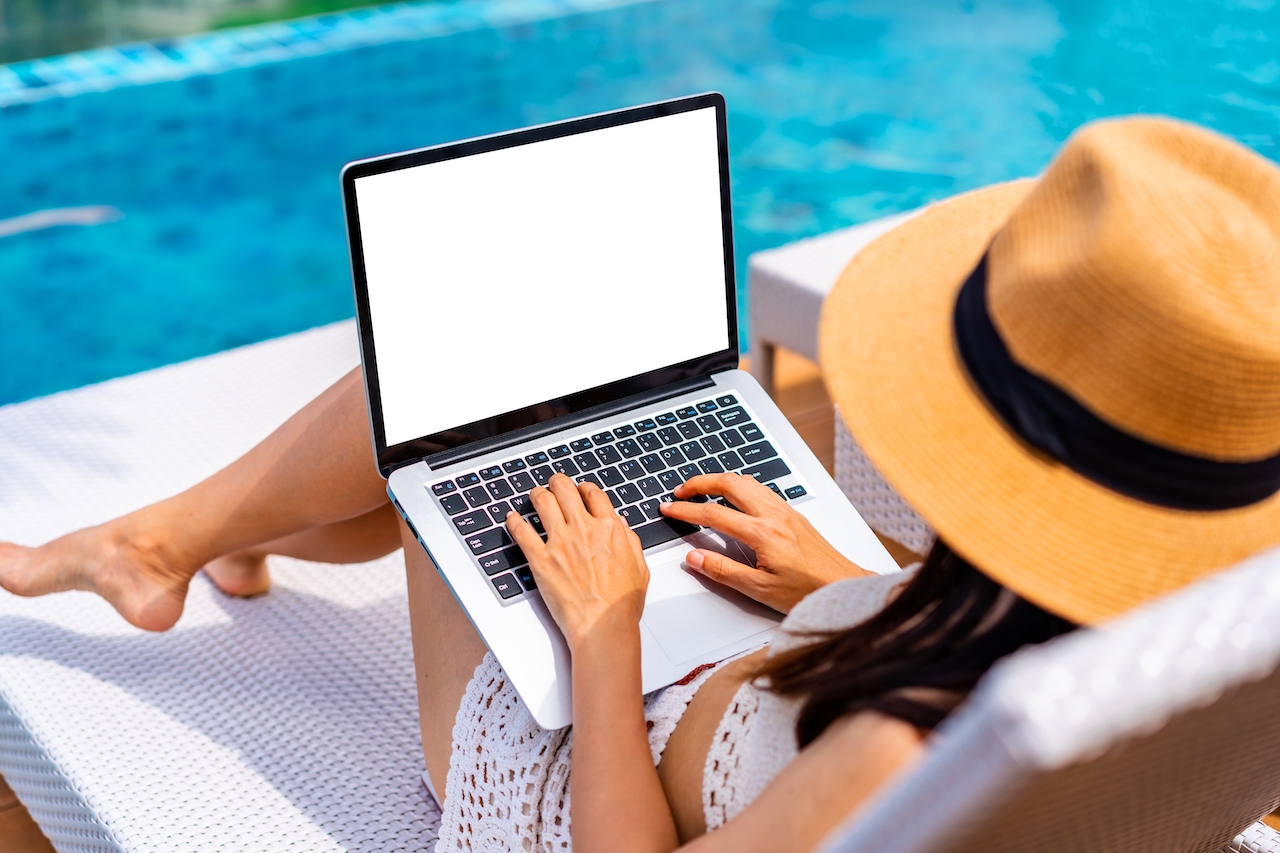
[820,180,1280,625]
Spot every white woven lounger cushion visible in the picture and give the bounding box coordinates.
[0,321,441,852]
[747,208,922,372]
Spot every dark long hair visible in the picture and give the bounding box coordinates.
[759,539,1076,747]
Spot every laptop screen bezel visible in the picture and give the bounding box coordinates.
[342,92,740,477]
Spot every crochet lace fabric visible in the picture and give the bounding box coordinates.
[436,653,724,852]
[702,569,917,830]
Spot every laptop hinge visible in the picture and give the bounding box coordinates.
[422,376,716,471]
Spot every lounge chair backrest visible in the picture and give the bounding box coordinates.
[814,543,1280,853]
[833,407,935,556]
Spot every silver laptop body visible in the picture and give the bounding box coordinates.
[342,93,899,729]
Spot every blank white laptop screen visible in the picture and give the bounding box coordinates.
[354,106,731,448]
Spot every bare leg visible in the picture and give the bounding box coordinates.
[0,368,391,631]
[204,503,402,597]
[399,517,488,793]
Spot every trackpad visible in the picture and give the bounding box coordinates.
[641,537,782,668]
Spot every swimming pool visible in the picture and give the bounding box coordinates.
[1,0,1277,406]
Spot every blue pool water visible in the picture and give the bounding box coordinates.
[1,0,1278,405]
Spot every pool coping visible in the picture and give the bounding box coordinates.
[0,0,655,108]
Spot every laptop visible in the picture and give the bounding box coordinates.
[341,93,899,729]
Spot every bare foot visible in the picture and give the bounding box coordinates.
[202,552,271,597]
[0,520,196,632]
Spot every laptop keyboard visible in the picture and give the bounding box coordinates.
[427,394,809,604]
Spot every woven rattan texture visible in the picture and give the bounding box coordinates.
[819,545,1280,853]
[0,322,441,852]
[833,406,936,555]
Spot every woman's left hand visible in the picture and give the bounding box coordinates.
[507,474,650,652]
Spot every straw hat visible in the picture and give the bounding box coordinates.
[820,117,1280,625]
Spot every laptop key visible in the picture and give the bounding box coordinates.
[531,465,554,486]
[480,465,503,480]
[456,472,481,487]
[740,440,778,465]
[640,499,663,520]
[696,400,718,412]
[514,566,537,591]
[616,484,643,504]
[510,472,536,492]
[718,451,745,470]
[699,458,726,475]
[658,470,684,490]
[769,483,786,499]
[785,485,808,500]
[491,573,522,599]
[574,451,601,471]
[618,460,646,480]
[635,518,699,549]
[453,510,492,534]
[742,458,791,483]
[659,447,685,467]
[552,459,580,476]
[487,479,515,500]
[717,407,750,427]
[570,438,593,452]
[598,466,624,487]
[657,427,681,446]
[440,494,468,515]
[716,395,737,407]
[502,459,527,473]
[635,418,658,432]
[525,451,550,466]
[638,477,663,497]
[676,406,698,419]
[719,428,745,448]
[432,481,457,496]
[638,433,663,453]
[479,545,526,576]
[677,422,702,440]
[605,490,622,508]
[466,527,512,555]
[640,454,665,474]
[487,501,513,523]
[617,505,646,527]
[591,431,616,444]
[679,441,706,461]
[613,424,637,438]
[656,412,678,425]
[617,438,642,458]
[696,415,721,434]
[464,486,490,508]
[739,422,763,442]
[576,472,603,488]
[549,445,572,460]
[597,445,622,464]
[701,434,726,454]
[510,494,533,514]
[677,464,701,480]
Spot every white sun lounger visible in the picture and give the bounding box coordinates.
[0,321,441,852]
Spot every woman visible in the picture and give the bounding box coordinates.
[3,116,1279,852]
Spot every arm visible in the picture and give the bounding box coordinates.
[661,472,874,614]
[508,475,679,853]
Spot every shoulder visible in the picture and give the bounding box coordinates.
[770,567,919,656]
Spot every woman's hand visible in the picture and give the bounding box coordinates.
[660,473,872,614]
[507,474,650,652]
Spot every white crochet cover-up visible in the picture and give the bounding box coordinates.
[702,569,916,830]
[435,569,913,851]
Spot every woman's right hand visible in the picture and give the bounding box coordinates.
[659,473,872,614]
